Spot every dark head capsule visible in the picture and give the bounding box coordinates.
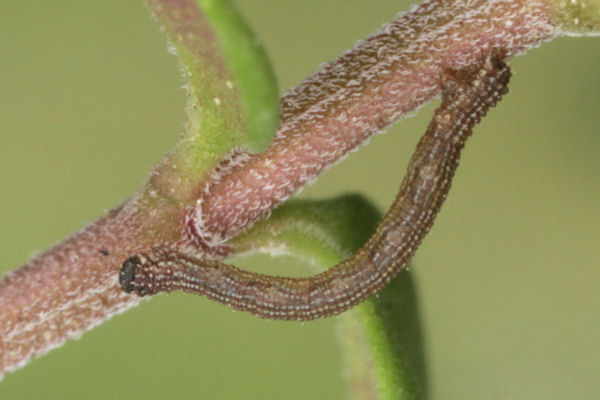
[119,256,140,293]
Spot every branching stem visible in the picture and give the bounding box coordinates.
[2,0,592,379]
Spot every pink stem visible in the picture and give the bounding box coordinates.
[0,199,194,379]
[190,0,557,247]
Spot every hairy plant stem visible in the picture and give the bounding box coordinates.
[0,199,189,380]
[189,0,557,248]
[1,0,589,380]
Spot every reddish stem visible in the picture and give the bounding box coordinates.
[0,198,197,379]
[190,0,556,247]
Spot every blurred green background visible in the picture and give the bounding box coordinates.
[1,1,599,399]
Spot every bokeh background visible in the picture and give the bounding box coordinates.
[1,1,599,399]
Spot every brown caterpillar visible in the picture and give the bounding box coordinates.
[120,54,511,320]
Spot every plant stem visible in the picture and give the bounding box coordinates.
[190,0,557,247]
